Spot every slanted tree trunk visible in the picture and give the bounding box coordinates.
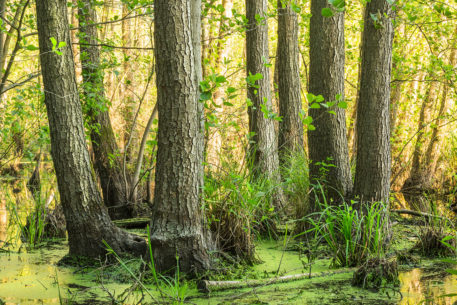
[354,0,394,204]
[78,0,133,220]
[308,0,352,200]
[402,80,438,193]
[246,0,285,209]
[150,0,214,274]
[36,0,146,258]
[277,0,304,158]
[121,3,137,163]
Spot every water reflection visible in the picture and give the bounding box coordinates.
[399,268,457,305]
[0,193,7,248]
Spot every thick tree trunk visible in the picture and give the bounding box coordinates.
[277,1,304,157]
[150,0,214,274]
[308,0,352,199]
[354,0,394,204]
[78,0,133,220]
[246,0,285,208]
[36,0,146,258]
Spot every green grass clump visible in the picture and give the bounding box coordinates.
[307,195,389,267]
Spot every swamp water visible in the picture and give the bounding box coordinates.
[0,240,456,304]
[1,197,457,304]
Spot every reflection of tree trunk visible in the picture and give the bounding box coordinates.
[277,0,303,158]
[36,0,146,258]
[246,0,285,209]
[0,192,7,247]
[308,0,352,199]
[78,1,133,220]
[206,0,233,170]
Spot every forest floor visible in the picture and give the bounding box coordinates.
[0,215,456,304]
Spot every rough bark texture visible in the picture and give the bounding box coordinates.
[308,0,352,199]
[246,0,284,208]
[354,0,394,204]
[36,0,146,258]
[277,1,304,157]
[78,0,133,220]
[151,0,214,274]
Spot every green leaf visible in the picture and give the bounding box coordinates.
[308,124,316,131]
[445,269,457,275]
[200,91,212,101]
[58,41,67,48]
[291,3,301,13]
[303,116,313,125]
[50,37,57,48]
[315,95,325,103]
[328,110,336,115]
[441,258,457,265]
[25,45,39,51]
[306,93,316,103]
[223,101,234,107]
[227,87,236,93]
[321,7,334,17]
[310,103,321,109]
[215,75,227,83]
[337,101,348,109]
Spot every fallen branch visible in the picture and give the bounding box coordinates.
[392,209,447,219]
[199,268,356,293]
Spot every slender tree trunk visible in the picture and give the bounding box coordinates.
[354,0,394,204]
[245,0,285,209]
[78,0,133,219]
[206,0,233,169]
[277,0,304,158]
[150,0,214,274]
[402,80,438,192]
[308,0,352,199]
[36,0,146,258]
[121,3,137,163]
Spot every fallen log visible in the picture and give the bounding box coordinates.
[113,217,150,229]
[199,268,356,293]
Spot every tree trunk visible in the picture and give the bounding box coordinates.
[78,0,133,219]
[206,0,233,170]
[354,0,394,204]
[121,3,137,163]
[402,80,438,193]
[277,0,304,158]
[246,0,285,209]
[150,0,214,274]
[36,0,146,258]
[308,0,352,200]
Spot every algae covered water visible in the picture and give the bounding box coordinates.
[0,240,456,304]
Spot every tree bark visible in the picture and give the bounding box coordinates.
[150,0,214,274]
[308,0,352,199]
[354,0,394,204]
[78,0,133,219]
[36,0,146,258]
[277,0,304,158]
[246,0,285,208]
